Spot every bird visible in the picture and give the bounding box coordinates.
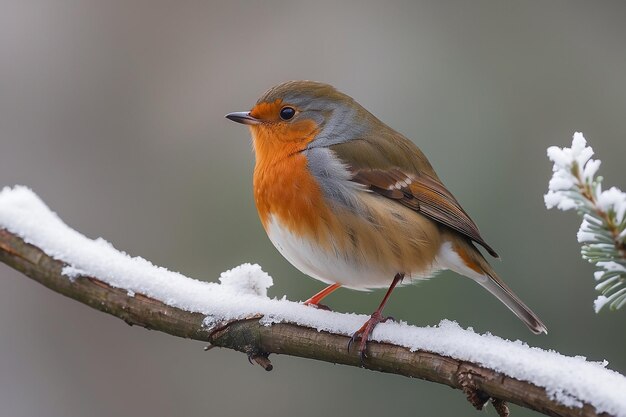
[226,80,547,360]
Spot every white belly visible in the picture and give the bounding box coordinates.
[266,215,442,290]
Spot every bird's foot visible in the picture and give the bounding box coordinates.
[348,312,392,364]
[303,301,333,311]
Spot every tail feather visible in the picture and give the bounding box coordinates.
[440,238,548,335]
[476,268,547,334]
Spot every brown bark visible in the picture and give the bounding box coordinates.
[0,228,611,417]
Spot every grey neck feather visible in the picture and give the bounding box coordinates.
[306,103,371,149]
[303,146,366,213]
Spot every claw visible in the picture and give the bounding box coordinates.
[348,311,386,365]
[347,335,366,365]
[347,333,356,352]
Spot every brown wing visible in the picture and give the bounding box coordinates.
[351,167,499,258]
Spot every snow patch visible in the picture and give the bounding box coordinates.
[219,263,273,297]
[594,296,610,313]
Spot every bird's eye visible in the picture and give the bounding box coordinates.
[279,106,296,120]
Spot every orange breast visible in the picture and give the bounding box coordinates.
[251,120,335,246]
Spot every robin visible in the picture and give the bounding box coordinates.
[226,81,547,359]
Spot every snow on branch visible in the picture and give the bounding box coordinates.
[545,133,626,312]
[1,186,626,417]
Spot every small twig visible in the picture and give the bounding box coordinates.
[248,351,273,371]
[492,398,511,417]
[574,165,626,256]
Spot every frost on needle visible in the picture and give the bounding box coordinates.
[545,132,626,312]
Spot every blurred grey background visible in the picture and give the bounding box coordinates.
[1,1,625,416]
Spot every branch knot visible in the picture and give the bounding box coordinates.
[457,365,509,417]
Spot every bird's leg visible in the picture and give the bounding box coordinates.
[303,283,341,311]
[349,273,404,363]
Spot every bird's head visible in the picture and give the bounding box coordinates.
[226,81,372,158]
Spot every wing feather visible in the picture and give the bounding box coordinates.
[331,139,498,258]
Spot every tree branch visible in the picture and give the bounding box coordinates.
[0,228,619,417]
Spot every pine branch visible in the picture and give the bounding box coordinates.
[545,132,626,311]
[0,227,621,417]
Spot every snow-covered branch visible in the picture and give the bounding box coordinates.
[1,186,625,417]
[545,133,626,312]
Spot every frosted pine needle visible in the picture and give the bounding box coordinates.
[545,132,626,312]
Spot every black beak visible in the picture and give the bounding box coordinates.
[225,111,261,125]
